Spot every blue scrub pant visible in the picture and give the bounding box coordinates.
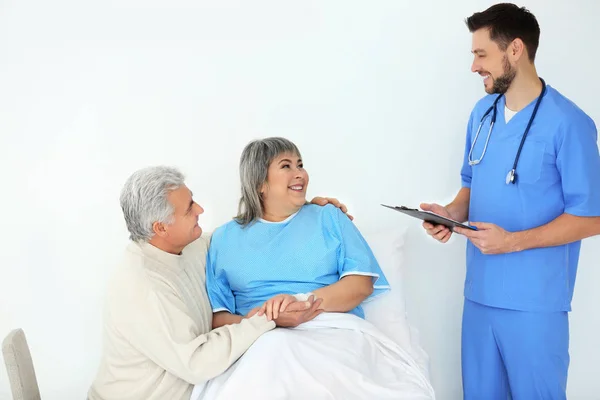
[462,299,569,400]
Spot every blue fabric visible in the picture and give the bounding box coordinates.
[205,204,389,318]
[462,299,569,400]
[460,85,600,312]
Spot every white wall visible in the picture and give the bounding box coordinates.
[1,1,598,399]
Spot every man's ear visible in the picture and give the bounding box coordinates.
[152,221,168,238]
[509,38,526,62]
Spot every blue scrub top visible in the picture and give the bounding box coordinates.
[460,84,600,312]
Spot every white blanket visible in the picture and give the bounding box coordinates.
[191,313,435,399]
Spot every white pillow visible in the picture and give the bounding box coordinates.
[358,225,430,376]
[359,225,411,347]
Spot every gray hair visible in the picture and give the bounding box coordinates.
[120,166,185,242]
[236,137,301,226]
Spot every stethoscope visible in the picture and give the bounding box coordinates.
[467,78,546,185]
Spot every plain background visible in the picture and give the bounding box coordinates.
[1,1,598,399]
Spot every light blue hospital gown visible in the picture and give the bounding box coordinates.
[206,204,389,318]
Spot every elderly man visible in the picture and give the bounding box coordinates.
[88,166,340,400]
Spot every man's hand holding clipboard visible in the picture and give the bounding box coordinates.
[382,202,518,255]
[381,203,477,244]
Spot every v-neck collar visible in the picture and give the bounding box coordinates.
[496,88,546,127]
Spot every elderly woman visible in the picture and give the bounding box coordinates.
[208,137,389,324]
[195,137,435,399]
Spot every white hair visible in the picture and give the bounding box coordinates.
[119,166,185,242]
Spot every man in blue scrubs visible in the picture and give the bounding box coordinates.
[420,3,600,399]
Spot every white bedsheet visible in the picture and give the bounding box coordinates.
[191,313,435,399]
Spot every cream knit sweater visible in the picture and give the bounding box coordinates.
[88,236,275,400]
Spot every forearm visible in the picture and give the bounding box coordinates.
[132,293,275,384]
[511,214,600,252]
[312,275,373,313]
[212,311,243,329]
[446,187,471,223]
[180,317,273,382]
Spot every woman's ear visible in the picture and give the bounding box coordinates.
[260,182,268,197]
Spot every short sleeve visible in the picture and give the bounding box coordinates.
[205,233,237,314]
[556,115,600,217]
[460,109,476,188]
[329,206,390,296]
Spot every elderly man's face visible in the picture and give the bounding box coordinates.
[162,185,204,250]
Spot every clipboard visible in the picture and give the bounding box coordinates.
[381,204,477,231]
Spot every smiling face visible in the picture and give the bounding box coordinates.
[470,28,517,94]
[165,185,204,244]
[151,184,204,253]
[260,151,309,220]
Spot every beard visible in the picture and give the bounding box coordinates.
[488,54,517,94]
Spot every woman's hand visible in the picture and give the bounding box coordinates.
[244,306,265,319]
[261,294,297,320]
[273,296,324,327]
[260,294,312,320]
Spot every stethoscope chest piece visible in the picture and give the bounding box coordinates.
[506,169,516,185]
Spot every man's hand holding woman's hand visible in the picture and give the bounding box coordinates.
[259,293,323,327]
[244,307,265,319]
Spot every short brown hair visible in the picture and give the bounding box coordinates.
[466,3,540,62]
